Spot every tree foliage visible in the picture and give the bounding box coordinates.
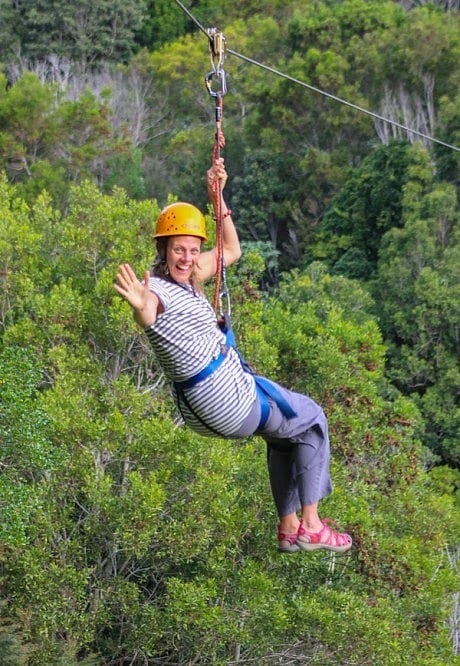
[0,1,459,663]
[0,171,458,664]
[372,148,460,466]
[0,0,146,65]
[0,71,140,207]
[320,141,411,278]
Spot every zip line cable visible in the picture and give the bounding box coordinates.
[224,50,459,152]
[172,0,460,153]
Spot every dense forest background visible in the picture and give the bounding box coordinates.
[0,1,459,664]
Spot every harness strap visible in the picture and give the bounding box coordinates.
[173,322,298,432]
[174,346,228,390]
[256,387,271,430]
[253,376,297,430]
[218,320,298,427]
[175,384,228,437]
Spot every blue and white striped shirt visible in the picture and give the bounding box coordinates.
[145,277,256,437]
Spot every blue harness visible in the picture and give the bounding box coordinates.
[174,315,297,433]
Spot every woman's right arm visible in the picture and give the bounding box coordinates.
[114,263,160,328]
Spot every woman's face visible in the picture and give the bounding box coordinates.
[166,235,201,283]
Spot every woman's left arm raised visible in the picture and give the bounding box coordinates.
[196,158,242,282]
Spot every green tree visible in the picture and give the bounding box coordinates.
[373,150,459,465]
[0,0,146,64]
[0,181,458,664]
[0,72,57,182]
[319,141,411,279]
[232,149,291,278]
[436,90,460,184]
[0,345,64,547]
[0,601,31,665]
[136,0,188,51]
[0,3,459,661]
[0,72,139,207]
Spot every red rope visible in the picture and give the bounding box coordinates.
[212,96,224,313]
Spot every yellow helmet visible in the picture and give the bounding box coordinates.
[154,202,207,241]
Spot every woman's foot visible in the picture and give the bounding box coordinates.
[296,519,352,553]
[277,524,301,553]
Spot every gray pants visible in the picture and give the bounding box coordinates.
[231,378,333,517]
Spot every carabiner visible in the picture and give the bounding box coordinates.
[218,263,231,318]
[219,288,231,319]
[205,68,227,99]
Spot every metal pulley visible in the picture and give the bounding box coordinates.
[208,27,225,70]
[205,28,227,103]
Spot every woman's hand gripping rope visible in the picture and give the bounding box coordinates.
[207,157,228,207]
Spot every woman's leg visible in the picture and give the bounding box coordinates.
[268,424,344,551]
[272,422,330,509]
[273,426,331,534]
[266,442,301,531]
[266,442,302,552]
[296,424,332,530]
[294,427,351,552]
[260,385,351,551]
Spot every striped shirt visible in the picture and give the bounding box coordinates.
[145,277,257,437]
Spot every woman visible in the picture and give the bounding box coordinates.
[114,158,352,554]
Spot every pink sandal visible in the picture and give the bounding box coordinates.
[277,524,300,553]
[296,519,352,553]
